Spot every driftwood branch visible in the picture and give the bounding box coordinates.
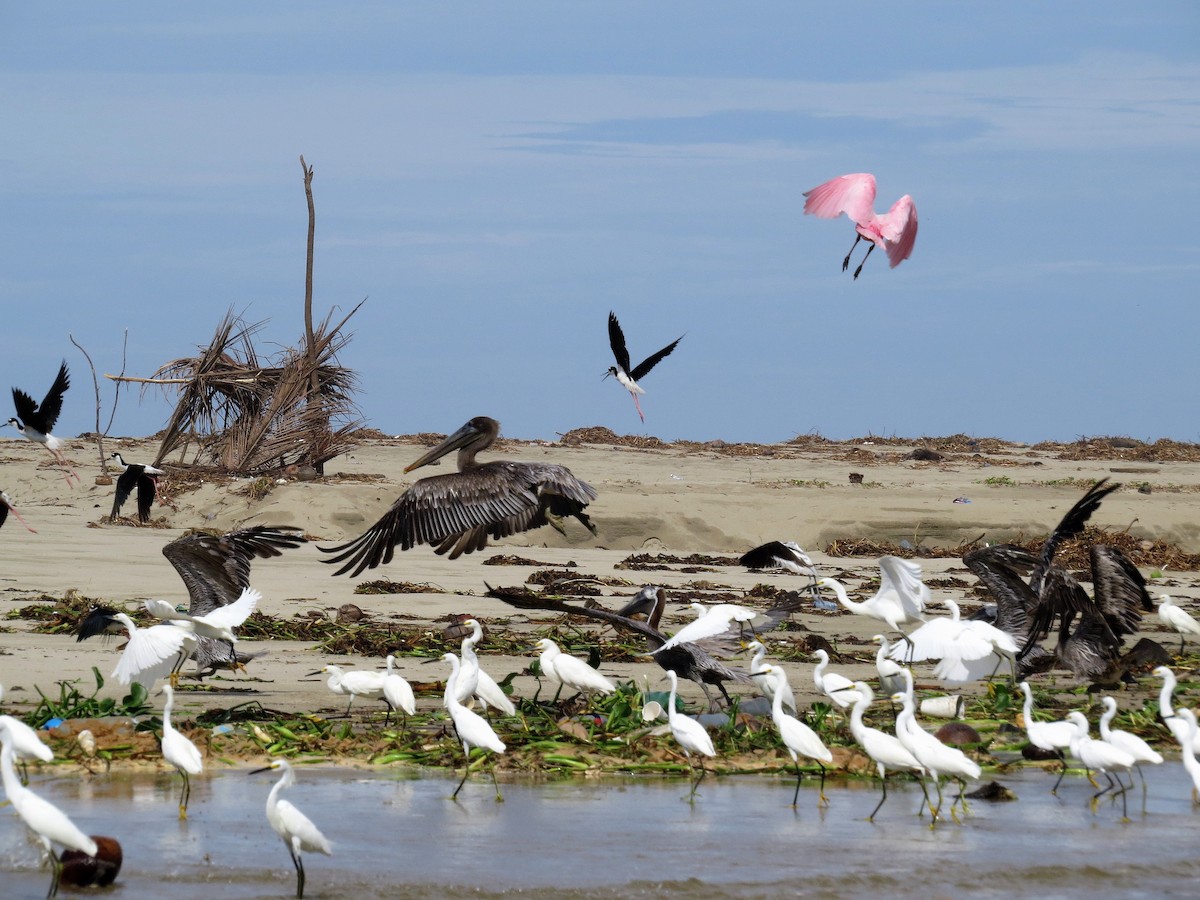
[69,333,109,474]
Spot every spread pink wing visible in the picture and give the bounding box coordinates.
[880,195,918,267]
[802,173,877,225]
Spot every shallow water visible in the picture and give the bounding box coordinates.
[2,765,1198,899]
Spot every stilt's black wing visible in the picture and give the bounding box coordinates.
[630,335,682,382]
[607,312,632,373]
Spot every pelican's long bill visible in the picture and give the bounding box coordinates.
[404,419,490,473]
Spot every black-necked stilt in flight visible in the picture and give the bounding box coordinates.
[604,312,682,423]
[0,490,37,533]
[5,361,79,485]
[108,452,164,524]
[320,416,597,575]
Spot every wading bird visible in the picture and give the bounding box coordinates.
[321,416,597,574]
[454,618,516,716]
[489,584,755,711]
[5,361,79,485]
[0,724,98,899]
[253,759,332,899]
[1174,709,1200,805]
[761,665,832,807]
[1,681,54,784]
[1097,695,1162,811]
[1,489,37,533]
[604,311,682,423]
[820,557,929,651]
[1157,595,1200,654]
[802,173,918,279]
[652,602,762,654]
[534,638,615,704]
[812,649,862,711]
[144,587,262,685]
[1065,711,1136,819]
[847,682,926,821]
[1153,666,1200,753]
[441,653,506,801]
[312,665,387,718]
[746,640,796,715]
[664,669,716,803]
[159,685,203,820]
[382,655,416,729]
[108,452,164,523]
[891,599,1018,685]
[1019,681,1083,793]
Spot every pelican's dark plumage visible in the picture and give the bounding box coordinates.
[76,526,305,677]
[320,416,597,575]
[605,312,682,423]
[109,452,164,524]
[5,360,79,484]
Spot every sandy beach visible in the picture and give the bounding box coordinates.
[3,428,1199,734]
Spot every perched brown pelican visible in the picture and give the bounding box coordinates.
[321,416,597,575]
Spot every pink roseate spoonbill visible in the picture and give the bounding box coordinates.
[109,452,164,524]
[1,489,37,533]
[803,173,918,279]
[604,312,682,423]
[5,360,80,485]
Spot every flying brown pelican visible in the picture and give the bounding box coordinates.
[77,525,305,678]
[605,312,682,423]
[320,416,597,575]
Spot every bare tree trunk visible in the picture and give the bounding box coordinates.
[70,332,125,476]
[299,154,326,474]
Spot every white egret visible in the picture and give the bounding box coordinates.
[382,655,416,729]
[1153,666,1200,753]
[888,599,1017,685]
[109,612,195,692]
[0,726,98,899]
[455,619,516,716]
[160,685,203,820]
[1065,711,1136,818]
[145,587,261,686]
[819,556,928,650]
[253,759,332,899]
[812,649,862,711]
[312,665,387,718]
[0,682,54,782]
[653,602,761,654]
[746,641,796,716]
[891,678,980,823]
[1157,595,1200,654]
[1174,709,1200,805]
[847,681,926,821]
[534,638,615,703]
[1019,681,1084,793]
[442,652,506,801]
[762,665,832,807]
[872,635,906,699]
[1098,696,1162,812]
[664,669,716,802]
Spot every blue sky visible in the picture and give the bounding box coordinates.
[3,3,1198,445]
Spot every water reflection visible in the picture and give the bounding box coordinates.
[2,766,1199,898]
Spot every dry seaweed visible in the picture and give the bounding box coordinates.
[353,580,444,595]
[614,552,742,570]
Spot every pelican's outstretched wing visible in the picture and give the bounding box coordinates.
[163,526,305,616]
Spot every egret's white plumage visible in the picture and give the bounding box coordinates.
[442,652,506,800]
[144,586,261,643]
[1153,666,1200,753]
[382,655,416,727]
[652,602,761,654]
[664,669,716,802]
[0,683,54,765]
[316,665,387,717]
[746,641,796,716]
[453,619,517,716]
[535,638,615,699]
[762,665,832,807]
[1098,695,1162,811]
[1158,595,1200,653]
[891,678,980,822]
[872,635,906,698]
[1066,711,1137,817]
[820,557,927,642]
[160,685,203,820]
[812,649,862,710]
[1019,681,1084,793]
[0,726,97,899]
[110,612,195,691]
[257,758,331,899]
[1174,709,1200,805]
[847,681,925,821]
